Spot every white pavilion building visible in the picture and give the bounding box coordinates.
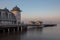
[0,6,21,25]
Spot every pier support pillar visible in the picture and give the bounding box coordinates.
[13,28,15,32]
[8,28,10,33]
[21,27,22,32]
[17,27,19,32]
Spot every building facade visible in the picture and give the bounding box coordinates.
[0,6,21,25]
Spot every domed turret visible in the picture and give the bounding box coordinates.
[11,6,21,24]
[11,6,21,12]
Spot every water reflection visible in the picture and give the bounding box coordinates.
[0,25,60,40]
[0,32,21,40]
[36,28,43,32]
[0,28,43,40]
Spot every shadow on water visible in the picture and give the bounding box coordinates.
[35,27,43,31]
[0,32,20,40]
[27,27,43,35]
[0,25,59,40]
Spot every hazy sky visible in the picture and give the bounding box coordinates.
[0,0,60,22]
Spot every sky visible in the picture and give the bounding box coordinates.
[0,0,60,23]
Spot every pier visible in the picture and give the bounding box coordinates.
[0,21,57,33]
[0,23,43,33]
[0,6,57,33]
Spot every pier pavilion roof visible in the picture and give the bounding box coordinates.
[0,8,9,12]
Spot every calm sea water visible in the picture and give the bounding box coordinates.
[0,24,60,40]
